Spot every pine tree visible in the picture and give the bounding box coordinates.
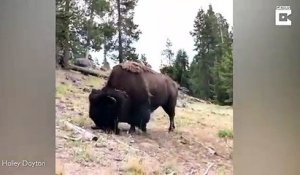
[211,14,233,104]
[139,53,151,67]
[56,0,85,68]
[161,38,175,67]
[140,54,147,63]
[101,19,116,68]
[174,49,190,87]
[109,0,141,63]
[216,48,233,105]
[190,5,233,103]
[56,0,113,68]
[82,0,111,56]
[190,8,212,99]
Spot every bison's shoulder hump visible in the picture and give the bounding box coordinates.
[119,61,156,74]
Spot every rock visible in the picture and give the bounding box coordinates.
[95,143,106,148]
[176,100,187,108]
[130,140,135,144]
[114,157,123,161]
[83,88,90,93]
[74,58,94,68]
[179,136,190,145]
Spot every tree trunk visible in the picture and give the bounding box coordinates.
[85,0,95,60]
[62,0,71,69]
[56,46,61,68]
[103,41,107,64]
[85,50,89,60]
[117,0,123,63]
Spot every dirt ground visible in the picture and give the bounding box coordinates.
[55,69,233,175]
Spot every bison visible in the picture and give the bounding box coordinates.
[88,61,179,134]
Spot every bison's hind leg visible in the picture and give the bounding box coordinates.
[162,103,176,132]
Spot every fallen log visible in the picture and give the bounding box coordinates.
[63,121,98,141]
[69,64,108,79]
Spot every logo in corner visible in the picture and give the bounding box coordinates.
[275,6,292,26]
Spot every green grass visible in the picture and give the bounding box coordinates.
[56,83,72,98]
[218,129,233,139]
[85,76,103,88]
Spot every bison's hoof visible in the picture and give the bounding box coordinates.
[141,132,150,136]
[106,130,113,134]
[141,128,147,133]
[115,128,121,135]
[128,127,136,134]
[168,127,175,132]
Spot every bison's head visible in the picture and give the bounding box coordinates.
[88,88,130,134]
[89,88,118,132]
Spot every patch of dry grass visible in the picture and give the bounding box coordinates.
[70,116,93,128]
[162,158,179,175]
[124,157,148,175]
[176,111,204,127]
[85,76,104,88]
[217,166,227,175]
[72,143,95,163]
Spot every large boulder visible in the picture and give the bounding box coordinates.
[74,58,94,68]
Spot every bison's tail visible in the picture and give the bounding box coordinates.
[174,81,180,89]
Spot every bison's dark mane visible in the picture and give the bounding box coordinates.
[119,61,156,74]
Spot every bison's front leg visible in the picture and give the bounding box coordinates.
[140,122,147,133]
[115,128,120,135]
[138,107,151,133]
[129,125,136,134]
[114,119,120,135]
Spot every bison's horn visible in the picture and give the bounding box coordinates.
[107,96,117,103]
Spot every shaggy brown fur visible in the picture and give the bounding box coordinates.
[120,61,156,74]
